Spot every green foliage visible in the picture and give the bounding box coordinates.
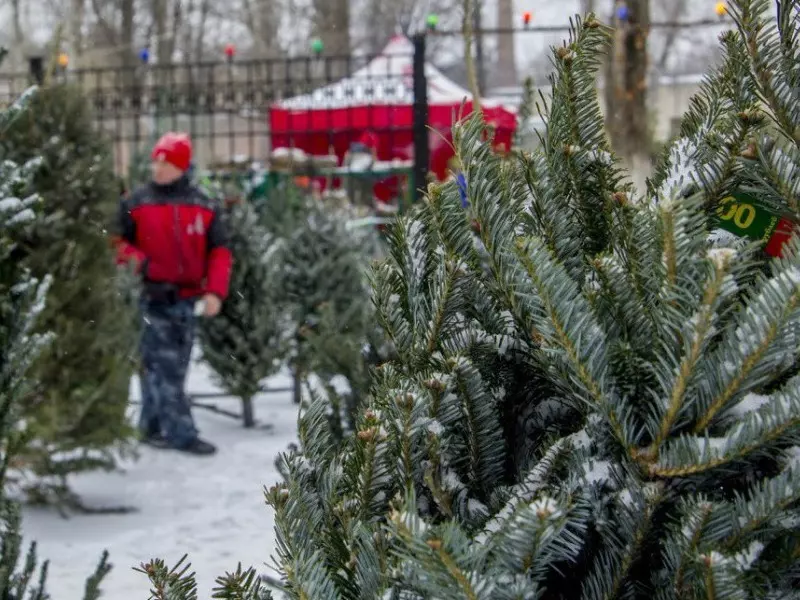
[198,201,289,427]
[276,198,376,402]
[513,76,536,149]
[135,555,273,600]
[1,83,138,502]
[1,126,52,600]
[255,180,311,239]
[298,302,393,443]
[262,4,800,599]
[128,149,152,190]
[1,90,112,598]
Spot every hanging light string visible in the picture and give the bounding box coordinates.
[30,4,737,71]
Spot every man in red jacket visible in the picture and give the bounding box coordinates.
[115,132,232,455]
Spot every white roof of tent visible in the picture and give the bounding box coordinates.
[277,36,506,110]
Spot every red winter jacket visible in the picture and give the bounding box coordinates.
[114,176,232,300]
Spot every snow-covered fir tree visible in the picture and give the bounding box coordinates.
[198,200,290,428]
[259,2,800,598]
[0,89,111,598]
[1,83,138,506]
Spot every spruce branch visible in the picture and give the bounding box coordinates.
[390,495,485,599]
[512,236,626,443]
[580,484,665,600]
[745,140,800,216]
[135,555,199,600]
[649,29,760,206]
[445,357,505,501]
[83,551,112,600]
[211,564,273,599]
[720,461,800,549]
[648,214,736,451]
[692,237,800,432]
[698,551,748,600]
[731,0,800,148]
[649,378,799,477]
[660,498,716,597]
[351,411,392,522]
[265,461,339,599]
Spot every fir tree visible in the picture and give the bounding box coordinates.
[1,90,111,599]
[277,199,374,404]
[298,301,393,445]
[0,83,138,507]
[513,76,536,149]
[197,200,289,428]
[261,3,800,599]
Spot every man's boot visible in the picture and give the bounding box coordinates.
[176,437,217,456]
[141,432,169,449]
[140,421,169,449]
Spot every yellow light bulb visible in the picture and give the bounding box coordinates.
[57,52,69,67]
[715,1,727,17]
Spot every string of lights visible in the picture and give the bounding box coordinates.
[424,19,732,36]
[39,3,737,69]
[423,3,732,36]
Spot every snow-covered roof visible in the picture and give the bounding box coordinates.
[277,36,501,110]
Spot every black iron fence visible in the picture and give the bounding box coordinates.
[0,35,430,201]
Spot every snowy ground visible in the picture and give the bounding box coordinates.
[21,357,298,599]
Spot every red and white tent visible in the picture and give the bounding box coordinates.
[268,35,517,181]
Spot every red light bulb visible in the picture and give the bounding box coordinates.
[522,11,532,25]
[224,44,236,59]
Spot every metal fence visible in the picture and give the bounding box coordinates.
[0,35,430,201]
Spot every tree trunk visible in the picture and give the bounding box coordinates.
[311,0,350,79]
[604,0,651,171]
[152,0,170,66]
[494,0,516,88]
[292,368,304,404]
[656,0,689,71]
[473,0,485,94]
[462,0,482,110]
[10,0,24,46]
[195,0,211,60]
[70,0,85,59]
[242,395,255,428]
[121,0,135,66]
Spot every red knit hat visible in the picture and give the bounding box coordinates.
[151,132,192,171]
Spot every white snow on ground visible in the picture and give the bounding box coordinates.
[21,358,298,599]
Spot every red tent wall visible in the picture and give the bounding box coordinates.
[268,101,516,196]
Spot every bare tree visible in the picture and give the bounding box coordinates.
[10,0,25,48]
[70,0,85,57]
[311,0,350,54]
[653,0,688,71]
[462,0,480,108]
[604,0,650,163]
[494,0,516,87]
[240,0,281,56]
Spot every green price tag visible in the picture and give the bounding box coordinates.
[713,191,782,242]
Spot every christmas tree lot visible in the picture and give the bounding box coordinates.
[0,83,138,507]
[2,0,800,597]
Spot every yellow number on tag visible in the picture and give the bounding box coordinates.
[733,203,755,229]
[717,196,756,229]
[717,197,737,220]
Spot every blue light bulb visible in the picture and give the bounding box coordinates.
[139,48,150,63]
[616,4,629,20]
